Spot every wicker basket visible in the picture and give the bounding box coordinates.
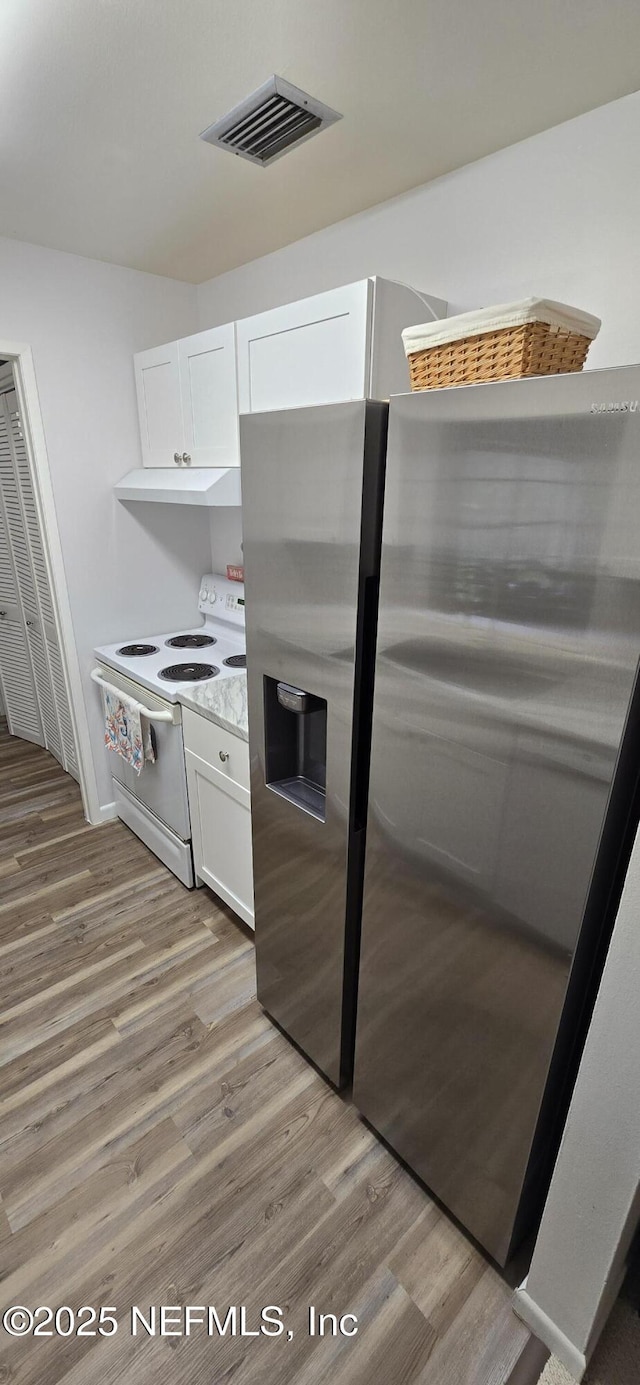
[402,299,601,391]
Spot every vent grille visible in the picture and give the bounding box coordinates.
[200,76,341,167]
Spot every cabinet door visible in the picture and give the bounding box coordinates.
[236,280,371,414]
[186,747,254,929]
[179,325,240,467]
[134,342,184,467]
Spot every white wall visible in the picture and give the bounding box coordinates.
[514,821,640,1377]
[209,509,243,577]
[0,236,204,811]
[197,91,640,374]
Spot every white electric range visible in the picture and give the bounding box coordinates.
[92,574,245,887]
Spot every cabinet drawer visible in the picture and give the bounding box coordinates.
[182,707,250,791]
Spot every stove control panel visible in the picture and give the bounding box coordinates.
[198,574,245,628]
[224,591,244,613]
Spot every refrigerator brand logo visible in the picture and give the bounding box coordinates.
[590,400,639,414]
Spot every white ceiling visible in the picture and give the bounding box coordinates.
[1,0,639,284]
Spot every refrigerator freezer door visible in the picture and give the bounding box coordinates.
[241,401,387,1086]
[353,367,640,1263]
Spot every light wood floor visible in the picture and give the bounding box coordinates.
[0,723,531,1384]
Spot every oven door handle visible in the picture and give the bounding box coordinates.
[90,668,174,723]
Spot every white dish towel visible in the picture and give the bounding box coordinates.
[102,686,156,775]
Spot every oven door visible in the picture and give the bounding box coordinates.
[93,664,190,841]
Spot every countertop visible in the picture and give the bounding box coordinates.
[178,672,248,742]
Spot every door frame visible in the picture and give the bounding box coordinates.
[0,339,100,822]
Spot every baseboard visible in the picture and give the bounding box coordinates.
[513,1288,587,1380]
[90,800,118,825]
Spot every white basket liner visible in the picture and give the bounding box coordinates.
[402,298,601,357]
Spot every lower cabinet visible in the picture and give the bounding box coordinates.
[183,708,254,930]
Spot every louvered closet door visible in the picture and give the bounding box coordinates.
[0,401,38,624]
[8,394,54,626]
[0,390,79,779]
[5,392,65,766]
[45,634,79,778]
[0,420,44,745]
[11,395,79,778]
[0,618,44,744]
[27,625,62,757]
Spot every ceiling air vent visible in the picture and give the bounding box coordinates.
[200,76,342,167]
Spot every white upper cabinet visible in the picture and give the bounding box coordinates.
[134,341,183,468]
[236,280,370,413]
[132,279,446,471]
[135,325,240,468]
[236,278,447,414]
[178,324,239,467]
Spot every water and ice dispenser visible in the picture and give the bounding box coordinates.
[263,677,327,822]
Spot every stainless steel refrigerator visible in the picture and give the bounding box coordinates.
[241,401,387,1087]
[353,366,640,1264]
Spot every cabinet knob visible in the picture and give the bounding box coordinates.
[182,452,192,466]
[174,452,182,465]
[26,620,34,628]
[219,749,229,763]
